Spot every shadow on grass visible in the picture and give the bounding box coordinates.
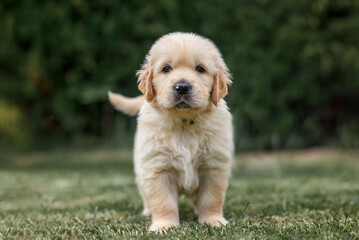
[232,161,359,179]
[0,150,134,173]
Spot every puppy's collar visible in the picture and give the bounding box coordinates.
[182,119,195,125]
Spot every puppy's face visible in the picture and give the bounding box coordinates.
[137,33,231,115]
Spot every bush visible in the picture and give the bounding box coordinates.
[0,0,358,151]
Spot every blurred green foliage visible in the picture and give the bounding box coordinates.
[0,0,358,151]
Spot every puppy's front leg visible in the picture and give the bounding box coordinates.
[197,168,230,227]
[142,171,179,231]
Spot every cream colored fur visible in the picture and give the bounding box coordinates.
[108,32,233,232]
[108,92,145,116]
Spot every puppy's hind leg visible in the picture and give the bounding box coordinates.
[136,176,151,216]
[191,196,199,216]
[140,189,151,216]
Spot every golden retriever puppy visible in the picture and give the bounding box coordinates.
[108,32,233,231]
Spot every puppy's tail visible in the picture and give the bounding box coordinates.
[108,91,145,116]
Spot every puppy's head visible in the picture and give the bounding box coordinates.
[137,32,231,115]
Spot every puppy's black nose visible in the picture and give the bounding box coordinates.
[174,82,191,95]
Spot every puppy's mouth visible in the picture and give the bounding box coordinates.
[175,100,191,109]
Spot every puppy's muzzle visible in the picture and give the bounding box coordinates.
[173,80,192,109]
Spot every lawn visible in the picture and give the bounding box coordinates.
[0,149,358,239]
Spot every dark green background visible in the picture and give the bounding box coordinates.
[1,0,358,151]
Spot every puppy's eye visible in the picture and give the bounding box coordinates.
[195,65,205,73]
[162,65,172,73]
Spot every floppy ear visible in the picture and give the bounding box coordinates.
[136,62,155,102]
[211,66,232,105]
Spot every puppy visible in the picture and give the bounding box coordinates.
[108,32,233,231]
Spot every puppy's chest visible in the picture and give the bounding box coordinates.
[166,126,209,192]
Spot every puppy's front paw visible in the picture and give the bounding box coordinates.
[199,215,228,227]
[149,220,179,232]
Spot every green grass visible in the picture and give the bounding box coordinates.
[0,149,358,239]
